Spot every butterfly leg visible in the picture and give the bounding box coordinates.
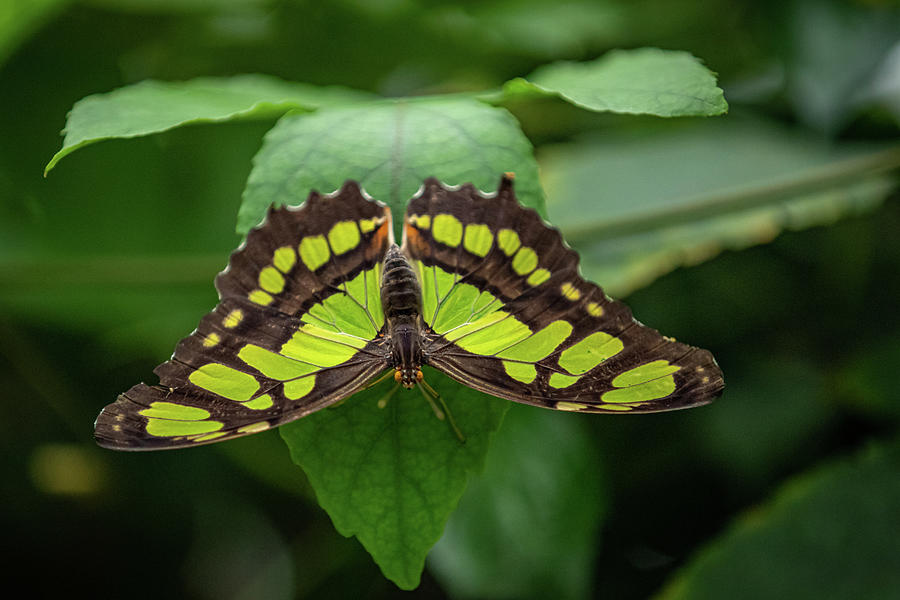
[417,380,466,444]
[363,368,395,391]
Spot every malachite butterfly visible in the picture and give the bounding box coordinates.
[95,175,724,450]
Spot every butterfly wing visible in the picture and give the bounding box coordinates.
[402,176,723,414]
[95,182,394,450]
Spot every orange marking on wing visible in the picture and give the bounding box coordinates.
[405,222,419,243]
[367,220,390,260]
[405,222,427,254]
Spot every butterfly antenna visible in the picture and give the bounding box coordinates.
[377,381,402,409]
[417,380,466,444]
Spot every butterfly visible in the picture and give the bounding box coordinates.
[95,175,724,450]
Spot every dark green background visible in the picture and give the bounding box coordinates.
[2,0,899,598]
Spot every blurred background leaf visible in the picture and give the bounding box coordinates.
[783,0,900,135]
[542,114,900,296]
[658,438,900,600]
[834,338,900,423]
[429,404,606,599]
[84,0,273,12]
[0,0,69,67]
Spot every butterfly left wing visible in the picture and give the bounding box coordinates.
[402,176,723,414]
[95,182,394,450]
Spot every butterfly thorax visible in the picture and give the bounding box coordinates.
[380,244,425,388]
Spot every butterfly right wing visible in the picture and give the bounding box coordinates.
[402,176,724,414]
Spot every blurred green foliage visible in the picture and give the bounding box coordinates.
[2,0,900,598]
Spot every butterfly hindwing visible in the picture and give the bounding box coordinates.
[95,182,394,450]
[402,176,724,413]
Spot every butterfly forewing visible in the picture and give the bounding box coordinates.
[95,182,394,450]
[401,176,724,414]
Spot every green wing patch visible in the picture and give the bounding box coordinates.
[95,182,394,450]
[402,176,723,413]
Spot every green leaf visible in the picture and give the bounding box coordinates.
[541,115,900,297]
[238,96,544,235]
[657,438,900,599]
[45,75,372,174]
[500,48,727,117]
[0,0,68,67]
[429,404,606,599]
[280,366,508,590]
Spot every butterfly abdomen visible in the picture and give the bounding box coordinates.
[381,244,422,319]
[381,244,424,387]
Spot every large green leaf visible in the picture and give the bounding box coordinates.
[541,115,900,297]
[280,366,508,590]
[45,75,372,174]
[499,48,727,117]
[428,404,606,600]
[238,96,544,235]
[657,438,900,599]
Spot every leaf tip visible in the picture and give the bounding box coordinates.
[43,153,62,177]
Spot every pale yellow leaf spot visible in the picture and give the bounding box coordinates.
[328,220,361,255]
[587,302,603,317]
[497,229,521,255]
[193,432,228,442]
[248,289,273,306]
[561,282,581,301]
[410,214,431,229]
[299,235,330,271]
[237,422,270,434]
[556,401,588,411]
[258,266,285,294]
[526,268,550,286]
[273,246,296,273]
[223,309,243,328]
[511,247,538,275]
[433,214,463,247]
